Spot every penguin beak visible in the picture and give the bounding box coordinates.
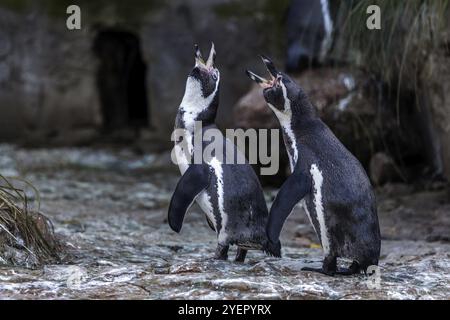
[194,44,205,67]
[245,70,271,88]
[206,42,216,68]
[246,54,280,88]
[195,43,216,69]
[260,54,278,79]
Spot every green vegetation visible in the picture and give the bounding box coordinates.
[334,0,449,87]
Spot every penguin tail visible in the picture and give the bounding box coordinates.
[263,240,282,258]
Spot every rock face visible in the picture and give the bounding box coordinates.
[0,1,289,143]
[425,49,450,181]
[370,152,400,186]
[0,7,100,142]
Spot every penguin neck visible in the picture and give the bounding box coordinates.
[277,114,298,172]
[177,85,219,133]
[274,94,318,171]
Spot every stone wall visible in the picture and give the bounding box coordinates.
[0,7,100,142]
[0,0,288,143]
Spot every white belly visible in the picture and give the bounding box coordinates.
[174,142,217,230]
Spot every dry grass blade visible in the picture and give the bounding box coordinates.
[0,174,62,267]
[332,0,449,115]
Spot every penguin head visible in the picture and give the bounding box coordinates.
[180,43,220,123]
[246,55,303,116]
[186,43,220,99]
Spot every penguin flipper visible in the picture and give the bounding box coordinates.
[267,168,311,244]
[168,164,211,233]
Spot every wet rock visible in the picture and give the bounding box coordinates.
[0,145,449,299]
[169,261,207,274]
[370,152,400,186]
[234,85,279,130]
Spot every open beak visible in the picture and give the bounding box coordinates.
[195,44,205,67]
[206,42,216,68]
[195,43,216,69]
[246,54,280,88]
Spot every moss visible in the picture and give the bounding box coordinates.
[334,0,449,85]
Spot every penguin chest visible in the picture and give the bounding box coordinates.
[174,138,192,175]
[174,139,217,230]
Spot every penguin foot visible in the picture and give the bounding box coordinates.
[263,240,282,258]
[301,267,336,276]
[302,255,337,276]
[214,244,229,261]
[335,268,356,276]
[336,261,361,275]
[234,248,247,263]
[302,260,361,276]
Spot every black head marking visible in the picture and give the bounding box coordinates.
[189,44,220,98]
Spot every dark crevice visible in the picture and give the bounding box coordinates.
[93,28,150,134]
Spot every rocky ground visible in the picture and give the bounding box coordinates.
[0,144,449,299]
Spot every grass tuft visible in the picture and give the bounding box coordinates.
[333,0,449,89]
[0,175,63,267]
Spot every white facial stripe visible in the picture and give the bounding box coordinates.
[180,72,220,131]
[209,157,227,243]
[319,0,333,61]
[310,164,330,255]
[268,81,299,171]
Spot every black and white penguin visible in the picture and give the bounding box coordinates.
[285,0,335,72]
[246,56,380,275]
[169,44,280,262]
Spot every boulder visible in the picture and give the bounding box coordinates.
[370,152,400,186]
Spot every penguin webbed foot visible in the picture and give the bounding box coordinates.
[214,244,229,261]
[336,261,361,275]
[263,240,282,258]
[301,266,336,276]
[302,259,361,276]
[234,248,247,263]
[302,255,337,276]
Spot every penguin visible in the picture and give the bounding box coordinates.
[246,56,380,275]
[169,44,280,262]
[285,0,335,72]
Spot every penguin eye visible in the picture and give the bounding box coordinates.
[211,73,217,81]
